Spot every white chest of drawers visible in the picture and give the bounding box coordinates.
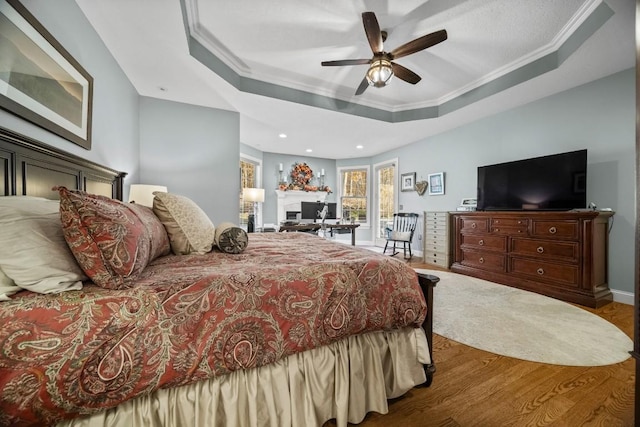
[423,211,451,268]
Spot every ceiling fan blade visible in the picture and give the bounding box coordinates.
[392,63,421,84]
[362,11,383,54]
[390,29,447,60]
[321,59,371,67]
[355,77,369,95]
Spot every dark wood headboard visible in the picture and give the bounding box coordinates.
[0,126,126,200]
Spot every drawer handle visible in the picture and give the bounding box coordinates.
[537,268,545,275]
[479,257,485,264]
[478,239,484,246]
[537,246,544,254]
[471,223,477,229]
[548,226,557,234]
[494,228,499,232]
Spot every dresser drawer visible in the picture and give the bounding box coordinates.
[460,234,506,251]
[490,217,527,235]
[425,229,448,240]
[459,250,505,273]
[491,218,529,228]
[425,211,448,221]
[426,223,448,234]
[459,217,488,233]
[531,220,579,240]
[424,252,449,267]
[510,238,579,262]
[424,241,448,253]
[490,226,528,236]
[426,217,448,228]
[510,258,579,287]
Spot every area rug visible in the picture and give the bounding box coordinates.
[414,269,633,366]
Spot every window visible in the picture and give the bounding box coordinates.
[239,156,261,226]
[339,166,369,224]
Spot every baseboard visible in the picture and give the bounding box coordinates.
[611,289,634,306]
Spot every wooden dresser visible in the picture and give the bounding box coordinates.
[450,211,614,308]
[423,211,451,268]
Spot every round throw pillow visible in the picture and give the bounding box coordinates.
[214,222,249,254]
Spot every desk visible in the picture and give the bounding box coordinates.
[279,223,360,245]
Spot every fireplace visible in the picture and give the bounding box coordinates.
[286,211,300,220]
[275,190,327,224]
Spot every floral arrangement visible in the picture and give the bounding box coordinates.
[279,162,332,193]
[290,162,313,186]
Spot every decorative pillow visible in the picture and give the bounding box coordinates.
[56,187,168,290]
[0,196,86,295]
[0,267,19,301]
[152,192,216,255]
[128,202,171,261]
[214,222,249,254]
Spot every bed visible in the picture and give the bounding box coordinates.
[0,126,437,427]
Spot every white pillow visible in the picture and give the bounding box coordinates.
[0,196,86,294]
[0,267,19,301]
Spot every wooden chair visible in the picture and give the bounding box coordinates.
[383,213,419,260]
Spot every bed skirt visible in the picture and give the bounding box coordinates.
[57,327,430,427]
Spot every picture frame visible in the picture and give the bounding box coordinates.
[400,172,416,192]
[0,0,93,149]
[428,172,445,195]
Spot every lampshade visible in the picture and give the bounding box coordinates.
[129,184,168,207]
[242,188,265,203]
[366,58,394,88]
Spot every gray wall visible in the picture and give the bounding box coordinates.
[139,97,240,224]
[240,143,263,162]
[4,0,140,187]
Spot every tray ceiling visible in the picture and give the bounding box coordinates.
[76,0,634,158]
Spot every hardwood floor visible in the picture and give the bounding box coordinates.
[327,259,636,426]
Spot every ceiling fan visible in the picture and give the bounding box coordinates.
[321,11,447,95]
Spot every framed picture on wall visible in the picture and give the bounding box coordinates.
[428,172,445,195]
[0,0,93,149]
[401,172,416,192]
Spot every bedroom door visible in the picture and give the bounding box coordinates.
[374,159,398,247]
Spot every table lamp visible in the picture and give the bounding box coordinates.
[242,188,265,232]
[129,184,168,207]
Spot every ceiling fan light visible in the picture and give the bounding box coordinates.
[366,59,393,88]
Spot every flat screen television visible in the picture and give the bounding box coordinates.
[301,201,337,220]
[476,149,587,211]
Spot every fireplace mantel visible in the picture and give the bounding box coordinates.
[275,190,328,224]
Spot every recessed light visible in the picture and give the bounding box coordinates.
[356,145,364,149]
[306,149,313,153]
[279,133,287,138]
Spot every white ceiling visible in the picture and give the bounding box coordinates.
[75,0,634,159]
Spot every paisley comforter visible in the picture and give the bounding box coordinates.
[0,233,426,426]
